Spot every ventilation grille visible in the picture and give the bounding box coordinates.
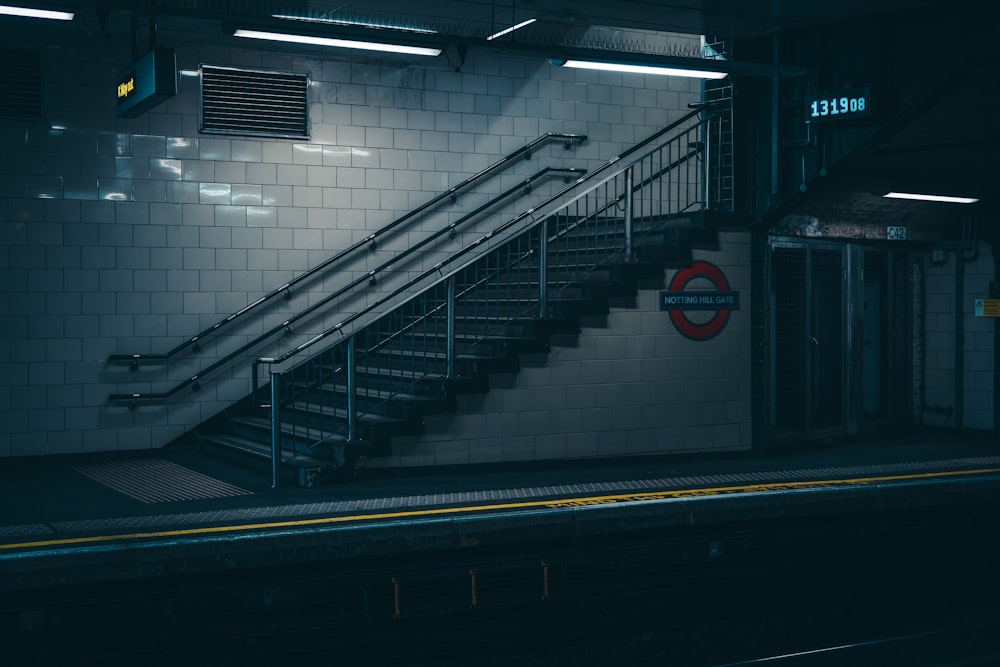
[0,48,42,119]
[200,65,309,138]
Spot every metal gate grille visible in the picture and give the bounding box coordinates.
[772,247,807,429]
[703,37,734,211]
[771,244,844,432]
[810,248,843,429]
[704,87,733,209]
[200,65,309,138]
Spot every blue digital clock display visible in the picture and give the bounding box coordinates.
[804,87,870,123]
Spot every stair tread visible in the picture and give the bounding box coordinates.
[293,383,442,403]
[230,415,346,443]
[363,348,507,362]
[287,401,408,425]
[200,433,334,467]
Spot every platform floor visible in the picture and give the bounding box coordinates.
[7,431,1000,666]
[2,428,999,556]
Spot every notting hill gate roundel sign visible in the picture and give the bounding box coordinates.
[659,260,740,341]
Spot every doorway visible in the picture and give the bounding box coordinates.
[770,242,845,435]
[768,239,909,442]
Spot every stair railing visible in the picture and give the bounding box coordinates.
[106,132,586,371]
[109,166,586,409]
[256,103,728,480]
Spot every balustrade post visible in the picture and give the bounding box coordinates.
[703,116,712,209]
[347,335,358,443]
[538,223,548,318]
[269,369,282,488]
[624,167,634,262]
[446,276,456,379]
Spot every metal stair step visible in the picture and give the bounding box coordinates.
[286,401,410,427]
[294,382,444,405]
[230,415,347,447]
[200,433,333,466]
[198,433,341,488]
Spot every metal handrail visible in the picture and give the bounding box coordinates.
[107,132,586,370]
[255,105,716,377]
[109,166,587,407]
[253,105,724,483]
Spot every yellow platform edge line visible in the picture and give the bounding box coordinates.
[3,466,999,553]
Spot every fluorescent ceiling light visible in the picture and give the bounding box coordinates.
[0,4,74,20]
[555,58,728,79]
[234,29,441,56]
[883,192,979,204]
[487,18,536,41]
[272,13,437,34]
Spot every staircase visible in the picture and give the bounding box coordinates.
[197,104,733,486]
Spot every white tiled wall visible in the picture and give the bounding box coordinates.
[372,231,753,468]
[0,36,709,457]
[920,245,995,430]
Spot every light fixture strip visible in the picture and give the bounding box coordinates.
[271,13,437,35]
[233,29,441,57]
[883,192,979,204]
[487,17,537,41]
[557,58,728,80]
[0,4,74,20]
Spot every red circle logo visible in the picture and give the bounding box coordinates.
[662,261,738,341]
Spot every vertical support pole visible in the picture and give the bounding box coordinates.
[993,242,1000,442]
[770,34,780,207]
[624,167,634,262]
[252,360,262,406]
[845,245,863,437]
[955,249,964,428]
[469,569,478,610]
[392,577,401,620]
[130,15,138,62]
[538,222,548,318]
[541,560,550,600]
[347,335,358,443]
[703,117,712,210]
[446,276,456,379]
[269,369,281,489]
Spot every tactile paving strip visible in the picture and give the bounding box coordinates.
[75,458,253,504]
[0,523,54,538]
[25,455,1000,538]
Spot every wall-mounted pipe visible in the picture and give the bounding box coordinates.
[994,242,1000,439]
[770,35,779,206]
[955,248,964,428]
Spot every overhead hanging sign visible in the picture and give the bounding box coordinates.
[805,86,870,123]
[116,48,176,118]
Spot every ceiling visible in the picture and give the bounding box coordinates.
[342,0,945,39]
[18,0,959,46]
[5,0,997,233]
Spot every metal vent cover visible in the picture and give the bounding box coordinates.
[200,64,309,139]
[0,48,42,119]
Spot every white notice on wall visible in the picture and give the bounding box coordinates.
[976,299,1000,317]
